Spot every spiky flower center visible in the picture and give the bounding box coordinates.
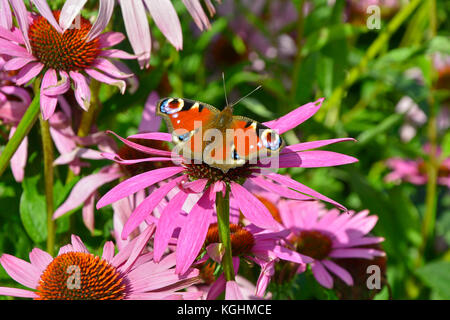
[184,163,252,184]
[292,230,332,260]
[118,139,172,176]
[28,11,100,71]
[205,223,255,257]
[35,252,126,300]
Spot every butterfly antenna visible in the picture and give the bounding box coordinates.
[222,72,229,106]
[230,85,262,107]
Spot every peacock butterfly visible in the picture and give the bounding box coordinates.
[156,98,285,172]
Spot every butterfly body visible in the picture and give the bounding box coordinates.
[157,98,284,172]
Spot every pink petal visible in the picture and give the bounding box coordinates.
[138,91,162,133]
[121,176,184,239]
[311,261,333,289]
[15,62,44,85]
[70,235,89,253]
[3,56,36,71]
[175,187,215,275]
[247,176,312,201]
[263,98,324,134]
[42,71,70,96]
[265,172,347,211]
[99,48,136,59]
[40,69,58,120]
[127,132,172,142]
[281,138,356,153]
[59,0,87,31]
[0,287,37,298]
[144,0,183,50]
[54,170,122,218]
[9,127,27,182]
[82,193,96,233]
[108,130,173,156]
[153,190,190,262]
[69,71,91,111]
[0,0,13,29]
[277,150,358,168]
[118,224,155,274]
[0,254,41,289]
[272,245,313,264]
[85,68,126,94]
[86,0,114,42]
[0,38,32,57]
[97,31,125,48]
[32,0,63,33]
[28,248,52,273]
[97,166,184,209]
[102,241,115,262]
[322,260,353,286]
[329,248,385,259]
[225,281,244,300]
[182,0,210,31]
[9,0,31,51]
[119,0,151,68]
[230,182,281,231]
[92,58,133,79]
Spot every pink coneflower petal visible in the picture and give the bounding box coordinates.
[329,248,385,259]
[154,190,190,262]
[28,248,52,273]
[101,152,177,165]
[182,0,211,31]
[97,166,185,209]
[263,98,324,134]
[40,69,58,120]
[0,254,41,289]
[9,0,31,51]
[144,0,183,50]
[119,0,151,69]
[43,71,70,96]
[0,25,22,43]
[68,71,91,110]
[0,38,32,57]
[54,170,122,219]
[86,0,114,42]
[255,260,275,297]
[101,241,115,262]
[0,287,37,298]
[278,150,358,168]
[3,56,36,71]
[108,131,173,156]
[92,58,133,79]
[225,281,244,300]
[100,48,136,60]
[0,0,13,29]
[247,176,311,201]
[119,224,156,273]
[127,268,199,292]
[175,186,215,275]
[122,176,184,240]
[322,260,354,286]
[32,0,63,33]
[230,182,281,231]
[311,262,333,289]
[138,92,162,132]
[54,148,104,166]
[82,193,96,233]
[281,138,356,154]
[84,68,126,94]
[266,173,347,211]
[70,235,89,253]
[127,132,172,142]
[98,31,125,48]
[59,0,87,31]
[15,62,44,85]
[272,245,313,264]
[9,127,27,182]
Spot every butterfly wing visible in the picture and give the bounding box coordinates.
[157,98,219,160]
[230,116,285,164]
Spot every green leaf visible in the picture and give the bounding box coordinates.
[416,261,450,299]
[19,174,47,243]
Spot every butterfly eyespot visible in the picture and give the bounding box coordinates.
[160,98,184,115]
[177,132,191,142]
[261,129,282,151]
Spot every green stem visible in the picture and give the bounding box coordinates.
[216,187,235,281]
[39,114,55,256]
[321,0,423,126]
[0,87,40,179]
